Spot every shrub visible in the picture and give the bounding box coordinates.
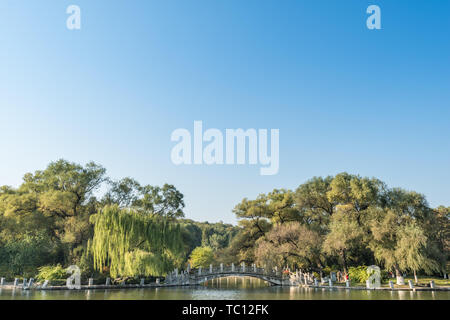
[348,266,390,284]
[36,265,67,281]
[348,266,369,283]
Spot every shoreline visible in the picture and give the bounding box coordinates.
[1,283,449,292]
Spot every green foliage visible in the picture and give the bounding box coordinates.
[233,189,299,225]
[178,219,239,266]
[348,266,370,283]
[0,232,58,277]
[0,159,106,267]
[89,205,183,278]
[255,222,323,270]
[369,199,441,276]
[103,179,185,218]
[0,161,447,283]
[36,264,67,281]
[294,176,334,233]
[230,172,445,277]
[189,247,214,268]
[0,159,188,279]
[348,266,390,284]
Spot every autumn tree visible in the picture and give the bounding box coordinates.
[254,222,323,271]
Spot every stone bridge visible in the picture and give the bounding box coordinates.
[165,263,314,286]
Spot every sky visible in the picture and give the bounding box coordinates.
[0,1,449,224]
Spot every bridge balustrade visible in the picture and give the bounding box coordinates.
[164,264,293,286]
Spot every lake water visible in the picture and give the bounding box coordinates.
[0,277,448,300]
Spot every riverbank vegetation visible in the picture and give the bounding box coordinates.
[0,160,448,284]
[224,174,448,283]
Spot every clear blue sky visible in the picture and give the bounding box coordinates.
[0,1,449,224]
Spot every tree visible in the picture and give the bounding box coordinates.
[89,206,183,278]
[294,176,335,233]
[326,173,384,213]
[230,189,301,263]
[323,205,366,275]
[234,189,299,226]
[0,231,58,277]
[103,179,185,218]
[215,226,261,265]
[136,184,184,218]
[22,160,106,218]
[0,159,107,264]
[254,222,323,271]
[369,203,440,284]
[200,222,238,251]
[102,177,141,208]
[433,206,450,275]
[396,223,440,283]
[177,220,239,266]
[189,247,214,269]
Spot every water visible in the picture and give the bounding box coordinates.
[0,277,448,300]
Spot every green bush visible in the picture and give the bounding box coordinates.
[0,232,57,278]
[36,265,67,281]
[189,247,214,268]
[348,266,390,284]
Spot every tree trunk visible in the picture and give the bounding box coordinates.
[394,264,405,285]
[414,270,418,284]
[341,249,348,276]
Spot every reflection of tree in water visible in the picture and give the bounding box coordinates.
[203,276,270,289]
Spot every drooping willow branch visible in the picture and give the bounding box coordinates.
[89,205,183,278]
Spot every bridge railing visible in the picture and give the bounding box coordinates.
[165,265,316,285]
[189,266,286,279]
[165,265,294,284]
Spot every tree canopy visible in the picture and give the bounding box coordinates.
[0,161,447,283]
[188,247,214,269]
[89,205,183,278]
[227,173,448,281]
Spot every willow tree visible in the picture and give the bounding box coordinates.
[369,207,440,285]
[89,205,183,278]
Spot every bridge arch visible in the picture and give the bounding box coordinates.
[192,272,284,286]
[165,264,298,286]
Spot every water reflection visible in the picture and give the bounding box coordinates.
[203,276,270,290]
